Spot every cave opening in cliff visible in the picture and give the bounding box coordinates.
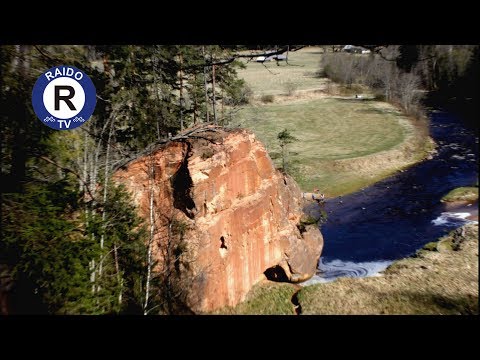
[264,265,289,282]
[171,146,196,219]
[220,236,227,250]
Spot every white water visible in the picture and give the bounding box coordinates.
[431,212,478,227]
[301,259,394,286]
[301,211,478,287]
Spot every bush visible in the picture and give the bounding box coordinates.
[224,80,253,106]
[284,81,298,96]
[320,51,426,120]
[240,84,254,104]
[336,85,363,96]
[261,94,275,103]
[373,92,386,101]
[201,148,215,160]
[316,65,327,78]
[407,104,427,121]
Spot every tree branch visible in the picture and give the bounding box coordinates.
[38,155,97,202]
[113,125,225,172]
[261,62,279,75]
[33,45,56,63]
[185,46,306,70]
[96,94,112,103]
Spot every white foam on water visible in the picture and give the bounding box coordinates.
[300,259,394,286]
[431,212,477,227]
[300,275,330,286]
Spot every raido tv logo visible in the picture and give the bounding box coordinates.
[32,65,96,130]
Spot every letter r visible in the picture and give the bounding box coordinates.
[54,85,76,111]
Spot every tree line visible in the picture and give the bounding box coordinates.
[319,45,479,121]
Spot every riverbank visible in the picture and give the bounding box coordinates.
[441,186,478,203]
[298,223,478,315]
[216,223,478,315]
[235,47,435,196]
[439,186,479,222]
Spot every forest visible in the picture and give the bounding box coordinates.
[1,45,478,314]
[1,45,253,314]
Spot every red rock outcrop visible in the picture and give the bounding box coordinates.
[113,127,323,313]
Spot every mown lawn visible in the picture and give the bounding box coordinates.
[234,46,430,196]
[233,98,408,195]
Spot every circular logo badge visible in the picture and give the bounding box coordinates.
[32,65,96,130]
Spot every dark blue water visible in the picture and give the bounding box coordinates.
[308,110,478,281]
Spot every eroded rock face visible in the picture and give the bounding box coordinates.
[113,128,323,312]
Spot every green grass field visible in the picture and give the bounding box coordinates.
[441,186,479,203]
[233,98,418,195]
[233,46,429,196]
[213,281,297,315]
[237,47,328,96]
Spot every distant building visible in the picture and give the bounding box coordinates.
[256,49,289,63]
[256,53,288,62]
[342,45,370,54]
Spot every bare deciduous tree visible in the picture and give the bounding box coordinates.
[320,50,425,119]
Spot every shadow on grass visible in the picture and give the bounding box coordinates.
[375,288,479,315]
[334,97,383,103]
[354,107,401,116]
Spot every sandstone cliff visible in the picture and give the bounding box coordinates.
[113,126,323,313]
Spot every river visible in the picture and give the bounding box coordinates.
[303,110,479,284]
